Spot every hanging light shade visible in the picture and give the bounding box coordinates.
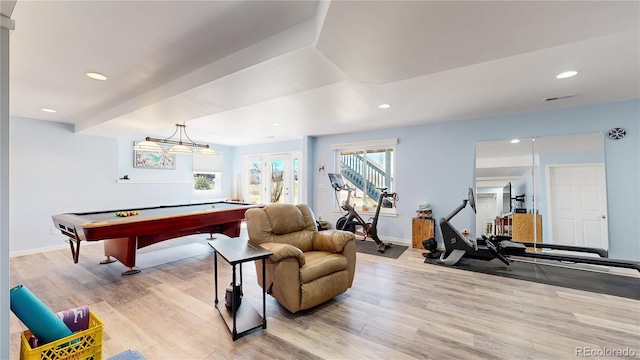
[196,147,219,156]
[134,123,218,156]
[167,144,193,155]
[133,140,163,152]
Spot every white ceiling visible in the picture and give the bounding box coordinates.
[9,1,640,146]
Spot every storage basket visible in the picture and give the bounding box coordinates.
[20,311,103,360]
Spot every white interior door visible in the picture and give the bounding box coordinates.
[476,193,498,236]
[547,164,608,249]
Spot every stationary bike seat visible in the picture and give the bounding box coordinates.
[376,187,388,192]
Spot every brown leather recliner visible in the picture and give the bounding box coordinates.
[245,204,356,313]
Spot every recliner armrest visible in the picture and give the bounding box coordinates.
[312,230,355,253]
[258,242,306,266]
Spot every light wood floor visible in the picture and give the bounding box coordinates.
[9,235,640,360]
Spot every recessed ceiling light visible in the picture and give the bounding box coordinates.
[86,72,108,81]
[265,135,275,139]
[40,108,57,113]
[378,103,391,109]
[510,139,520,144]
[271,123,280,126]
[556,71,578,79]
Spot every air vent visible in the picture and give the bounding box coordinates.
[544,94,576,102]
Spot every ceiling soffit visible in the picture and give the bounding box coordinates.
[315,1,640,84]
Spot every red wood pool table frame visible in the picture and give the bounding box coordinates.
[52,201,262,275]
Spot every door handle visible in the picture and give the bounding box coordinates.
[601,215,606,219]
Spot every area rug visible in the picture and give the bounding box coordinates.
[355,240,408,259]
[423,256,640,300]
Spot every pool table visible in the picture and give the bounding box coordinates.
[52,201,262,275]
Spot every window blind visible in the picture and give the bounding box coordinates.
[193,152,223,172]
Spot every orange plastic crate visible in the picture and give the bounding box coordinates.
[20,311,103,360]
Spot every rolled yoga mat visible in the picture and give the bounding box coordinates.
[10,285,73,345]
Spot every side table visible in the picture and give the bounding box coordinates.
[208,237,272,340]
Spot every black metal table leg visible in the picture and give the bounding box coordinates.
[232,263,237,339]
[262,257,267,329]
[214,251,218,305]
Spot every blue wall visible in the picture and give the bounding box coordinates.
[8,100,639,262]
[231,139,303,176]
[313,99,640,261]
[9,117,233,253]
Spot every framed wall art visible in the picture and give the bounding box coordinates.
[133,147,176,170]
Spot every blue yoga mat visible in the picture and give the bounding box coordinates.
[10,285,73,345]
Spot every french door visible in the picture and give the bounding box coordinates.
[244,152,300,205]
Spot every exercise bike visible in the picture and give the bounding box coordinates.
[328,173,396,253]
[436,187,640,272]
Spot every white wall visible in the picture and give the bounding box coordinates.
[514,168,532,212]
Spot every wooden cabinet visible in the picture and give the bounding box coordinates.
[495,213,542,251]
[494,213,543,252]
[412,217,435,249]
[494,213,542,243]
[510,213,542,244]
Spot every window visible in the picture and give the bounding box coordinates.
[193,172,220,192]
[193,152,223,197]
[332,139,397,212]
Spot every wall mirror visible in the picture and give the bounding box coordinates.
[475,133,607,251]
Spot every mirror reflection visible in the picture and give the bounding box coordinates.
[532,133,608,250]
[475,133,607,250]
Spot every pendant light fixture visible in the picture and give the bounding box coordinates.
[133,123,218,156]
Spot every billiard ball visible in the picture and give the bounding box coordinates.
[116,210,140,217]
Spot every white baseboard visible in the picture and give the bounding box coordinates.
[376,235,410,246]
[10,241,101,258]
[9,234,410,257]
